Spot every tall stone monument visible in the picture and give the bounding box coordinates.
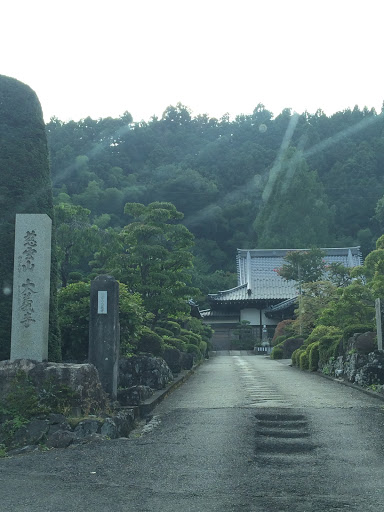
[10,214,52,361]
[89,275,120,399]
[0,75,60,361]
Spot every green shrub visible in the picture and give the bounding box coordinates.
[58,281,145,360]
[166,337,187,352]
[68,271,86,284]
[184,317,213,341]
[272,335,288,347]
[180,333,201,345]
[180,328,201,343]
[318,335,341,365]
[291,348,303,366]
[282,337,305,358]
[0,444,6,458]
[199,340,208,357]
[271,319,295,345]
[186,344,202,360]
[271,346,284,359]
[159,321,181,336]
[58,282,91,360]
[299,351,309,370]
[137,327,164,356]
[305,325,341,344]
[2,372,42,419]
[0,371,80,448]
[154,327,174,338]
[308,342,320,371]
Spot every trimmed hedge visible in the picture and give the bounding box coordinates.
[292,348,304,367]
[299,351,309,370]
[154,327,174,338]
[272,335,288,347]
[199,340,208,357]
[186,343,202,360]
[158,321,181,336]
[318,335,341,365]
[308,342,320,371]
[271,346,284,359]
[165,337,187,352]
[137,327,164,356]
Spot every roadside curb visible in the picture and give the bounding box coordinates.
[138,362,201,417]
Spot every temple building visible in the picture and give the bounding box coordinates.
[200,247,362,350]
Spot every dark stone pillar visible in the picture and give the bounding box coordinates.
[89,275,120,399]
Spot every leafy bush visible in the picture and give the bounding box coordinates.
[165,337,187,352]
[186,343,202,360]
[272,335,288,347]
[180,332,202,345]
[118,283,146,355]
[199,340,208,357]
[318,336,342,365]
[185,317,213,342]
[154,327,174,338]
[305,325,342,345]
[2,372,42,419]
[58,282,91,360]
[308,342,320,371]
[318,282,374,329]
[301,325,342,366]
[291,348,303,366]
[0,371,79,449]
[137,327,164,356]
[58,281,146,360]
[159,321,181,336]
[271,346,284,359]
[282,337,305,358]
[299,351,309,370]
[0,444,6,458]
[271,319,295,344]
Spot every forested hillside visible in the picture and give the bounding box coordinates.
[46,103,384,293]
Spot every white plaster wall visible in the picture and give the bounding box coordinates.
[240,308,279,327]
[262,312,279,326]
[240,308,260,325]
[202,317,239,325]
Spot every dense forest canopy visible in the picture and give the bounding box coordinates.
[46,102,384,295]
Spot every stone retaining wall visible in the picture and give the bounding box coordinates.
[319,332,384,391]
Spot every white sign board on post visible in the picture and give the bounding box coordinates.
[98,291,108,314]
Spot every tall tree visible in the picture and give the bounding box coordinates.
[0,75,60,360]
[253,149,333,248]
[278,248,326,284]
[54,203,102,287]
[113,202,197,326]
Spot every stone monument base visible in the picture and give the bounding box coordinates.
[0,359,108,415]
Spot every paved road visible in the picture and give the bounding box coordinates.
[1,353,384,511]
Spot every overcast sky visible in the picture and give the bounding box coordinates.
[2,0,383,123]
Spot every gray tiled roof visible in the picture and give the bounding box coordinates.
[208,247,362,303]
[200,309,240,319]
